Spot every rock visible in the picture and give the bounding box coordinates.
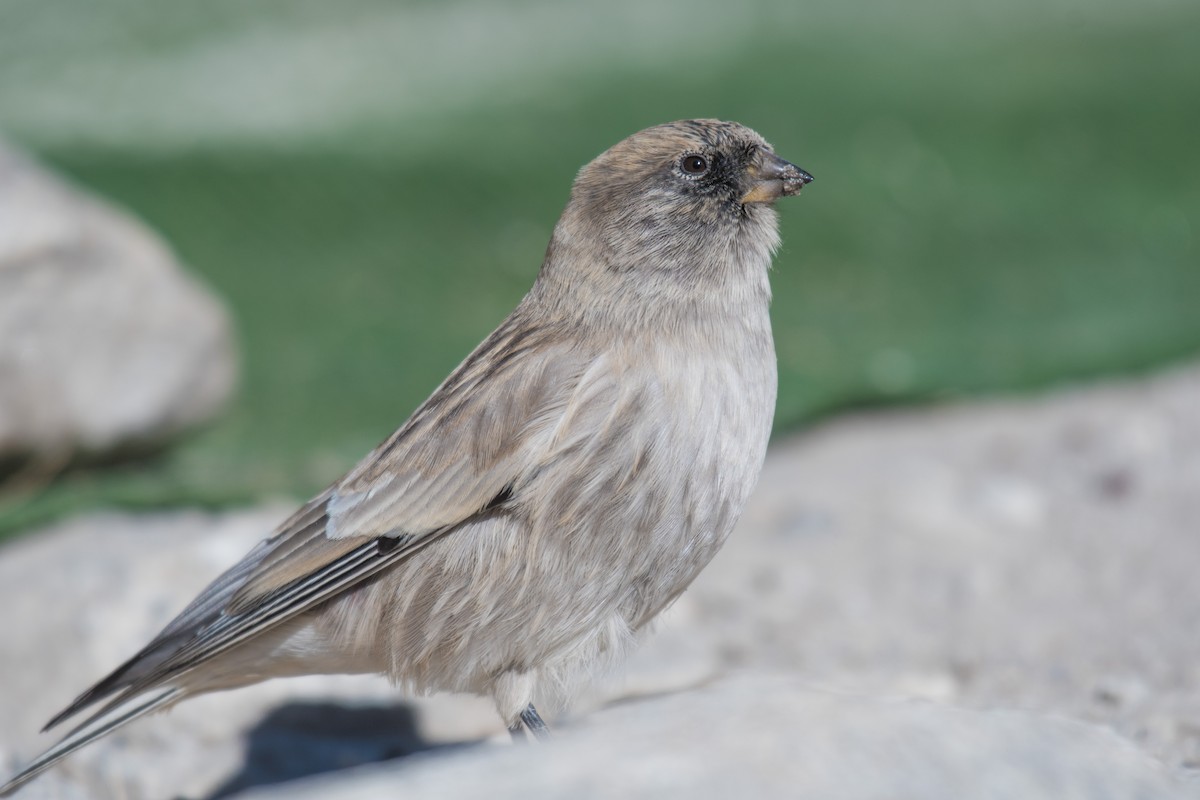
[240,674,1188,800]
[0,140,236,464]
[4,363,1200,797]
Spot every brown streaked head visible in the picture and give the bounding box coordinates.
[537,119,813,296]
[570,119,813,216]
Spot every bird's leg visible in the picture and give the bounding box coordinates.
[510,703,550,742]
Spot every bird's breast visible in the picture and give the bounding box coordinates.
[521,307,778,626]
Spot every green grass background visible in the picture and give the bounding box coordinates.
[1,0,1197,535]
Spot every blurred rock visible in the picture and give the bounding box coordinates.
[3,362,1200,797]
[241,674,1187,800]
[0,140,236,465]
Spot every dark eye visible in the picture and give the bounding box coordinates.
[681,154,709,175]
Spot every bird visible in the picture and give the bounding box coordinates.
[1,118,812,795]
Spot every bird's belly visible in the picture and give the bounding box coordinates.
[609,347,776,623]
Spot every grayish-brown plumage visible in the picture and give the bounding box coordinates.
[1,119,812,795]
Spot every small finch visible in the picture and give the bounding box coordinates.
[2,119,812,794]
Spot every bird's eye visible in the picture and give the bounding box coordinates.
[680,154,709,175]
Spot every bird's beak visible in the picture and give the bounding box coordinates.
[740,151,814,204]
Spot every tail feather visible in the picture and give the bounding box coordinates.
[41,650,160,733]
[40,536,280,735]
[0,688,184,797]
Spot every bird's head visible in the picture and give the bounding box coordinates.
[573,119,812,213]
[543,120,812,294]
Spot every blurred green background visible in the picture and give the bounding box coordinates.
[1,0,1197,535]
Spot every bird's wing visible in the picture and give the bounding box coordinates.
[230,314,586,604]
[45,312,590,729]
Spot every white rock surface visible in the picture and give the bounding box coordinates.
[241,674,1187,800]
[3,363,1200,798]
[0,140,236,462]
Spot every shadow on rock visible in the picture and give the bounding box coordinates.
[204,701,470,799]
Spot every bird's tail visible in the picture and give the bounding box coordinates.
[0,687,184,797]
